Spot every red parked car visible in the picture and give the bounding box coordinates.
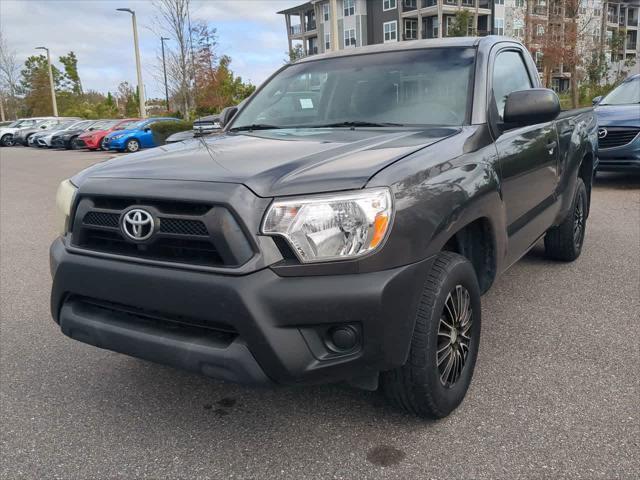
[77,118,141,151]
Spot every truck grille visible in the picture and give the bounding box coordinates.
[71,196,254,268]
[598,127,640,149]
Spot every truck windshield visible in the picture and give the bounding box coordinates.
[600,77,640,105]
[231,47,475,130]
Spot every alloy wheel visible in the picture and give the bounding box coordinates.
[437,285,473,388]
[127,140,139,152]
[573,194,585,249]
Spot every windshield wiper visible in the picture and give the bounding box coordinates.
[229,124,283,132]
[307,121,405,128]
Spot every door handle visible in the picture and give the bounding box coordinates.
[547,140,557,155]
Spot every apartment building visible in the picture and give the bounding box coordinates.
[279,0,639,88]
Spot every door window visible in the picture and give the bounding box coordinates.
[492,50,533,119]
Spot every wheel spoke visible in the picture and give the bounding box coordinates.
[437,346,452,366]
[444,293,456,323]
[440,354,454,385]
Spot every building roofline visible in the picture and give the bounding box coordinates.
[277,2,313,15]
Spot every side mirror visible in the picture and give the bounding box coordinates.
[592,96,602,106]
[220,106,238,128]
[41,125,47,129]
[144,127,151,132]
[503,88,560,126]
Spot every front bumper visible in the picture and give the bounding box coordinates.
[51,137,70,149]
[50,237,431,386]
[597,138,640,172]
[106,137,128,150]
[80,136,100,149]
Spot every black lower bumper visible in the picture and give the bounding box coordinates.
[596,159,640,172]
[50,238,433,386]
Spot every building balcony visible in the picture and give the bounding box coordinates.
[290,24,302,35]
[306,21,316,31]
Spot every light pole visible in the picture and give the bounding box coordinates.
[117,8,146,118]
[160,36,170,111]
[35,46,58,116]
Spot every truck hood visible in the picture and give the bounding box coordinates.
[74,127,459,197]
[595,104,640,128]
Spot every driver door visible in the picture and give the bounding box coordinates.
[491,48,560,264]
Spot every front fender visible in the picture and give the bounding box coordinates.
[368,127,507,273]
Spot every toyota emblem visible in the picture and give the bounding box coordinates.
[598,128,608,139]
[122,208,155,241]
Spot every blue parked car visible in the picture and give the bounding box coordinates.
[104,117,177,153]
[593,74,640,174]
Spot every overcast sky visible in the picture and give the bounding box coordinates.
[1,0,302,98]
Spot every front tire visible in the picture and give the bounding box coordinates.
[544,178,587,261]
[381,252,481,418]
[124,138,140,153]
[70,137,81,150]
[1,134,13,146]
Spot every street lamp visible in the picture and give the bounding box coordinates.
[35,46,58,116]
[160,36,170,111]
[116,8,146,118]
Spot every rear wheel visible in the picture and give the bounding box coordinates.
[381,252,481,418]
[544,178,587,261]
[125,138,140,153]
[70,137,82,150]
[1,134,14,147]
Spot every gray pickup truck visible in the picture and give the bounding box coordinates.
[50,37,597,418]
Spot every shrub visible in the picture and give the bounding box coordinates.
[150,120,192,145]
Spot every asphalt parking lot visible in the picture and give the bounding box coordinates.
[1,146,639,479]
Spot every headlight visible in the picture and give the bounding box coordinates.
[111,134,124,140]
[262,188,393,263]
[55,179,78,236]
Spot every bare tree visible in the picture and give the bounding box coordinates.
[0,31,22,119]
[152,0,193,116]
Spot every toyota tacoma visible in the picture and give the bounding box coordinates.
[50,37,597,418]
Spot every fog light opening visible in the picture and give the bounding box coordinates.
[326,325,359,353]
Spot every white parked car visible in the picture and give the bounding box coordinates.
[0,118,53,147]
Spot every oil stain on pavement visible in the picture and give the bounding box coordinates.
[366,445,406,467]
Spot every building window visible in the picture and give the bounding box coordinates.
[536,24,545,36]
[494,18,504,35]
[344,28,356,47]
[384,21,398,42]
[445,16,455,36]
[445,0,456,4]
[325,32,331,50]
[495,0,504,4]
[405,18,418,39]
[515,0,524,6]
[344,0,355,16]
[535,51,543,69]
[383,0,397,11]
[323,3,330,21]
